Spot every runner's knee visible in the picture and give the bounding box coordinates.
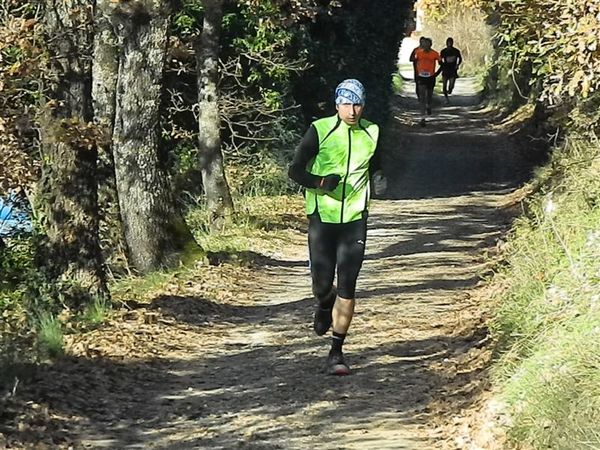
[336,220,366,299]
[313,280,335,302]
[337,264,361,298]
[337,285,357,300]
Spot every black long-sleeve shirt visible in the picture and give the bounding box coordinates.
[288,123,382,189]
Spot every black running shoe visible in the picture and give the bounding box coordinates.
[326,351,350,376]
[426,107,432,115]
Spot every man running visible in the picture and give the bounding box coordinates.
[440,37,463,104]
[288,79,386,376]
[412,37,441,126]
[409,37,427,99]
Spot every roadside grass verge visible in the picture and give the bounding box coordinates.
[489,134,600,448]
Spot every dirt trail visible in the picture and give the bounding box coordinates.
[2,73,533,449]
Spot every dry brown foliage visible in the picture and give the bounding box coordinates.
[0,3,44,196]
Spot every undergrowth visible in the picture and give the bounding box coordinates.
[489,134,600,448]
[111,194,304,302]
[186,194,304,254]
[1,191,304,371]
[81,296,112,326]
[1,237,117,370]
[35,312,64,358]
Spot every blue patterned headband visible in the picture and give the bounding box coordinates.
[335,79,365,105]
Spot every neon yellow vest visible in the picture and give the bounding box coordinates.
[306,115,379,223]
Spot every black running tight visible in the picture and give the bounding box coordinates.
[308,216,367,301]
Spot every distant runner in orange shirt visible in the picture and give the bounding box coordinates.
[409,37,427,99]
[413,38,441,126]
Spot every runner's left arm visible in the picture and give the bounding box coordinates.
[370,141,387,195]
[410,48,418,77]
[369,140,382,177]
[409,47,417,63]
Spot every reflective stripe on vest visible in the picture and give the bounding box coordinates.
[305,115,379,223]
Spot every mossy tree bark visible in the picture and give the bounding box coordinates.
[111,0,197,273]
[92,0,126,264]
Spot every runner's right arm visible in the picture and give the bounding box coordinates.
[409,47,417,63]
[410,48,418,76]
[289,126,320,188]
[289,126,340,191]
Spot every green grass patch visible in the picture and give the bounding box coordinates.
[111,269,181,304]
[186,194,304,254]
[36,312,64,358]
[81,295,112,326]
[111,193,305,302]
[392,72,404,95]
[489,134,600,448]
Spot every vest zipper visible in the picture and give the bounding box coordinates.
[340,127,352,223]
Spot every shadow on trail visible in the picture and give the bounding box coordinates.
[150,294,313,326]
[359,275,482,300]
[366,203,507,261]
[384,80,536,200]
[397,92,484,109]
[4,324,488,449]
[206,250,308,269]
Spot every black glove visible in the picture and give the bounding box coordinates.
[317,174,341,192]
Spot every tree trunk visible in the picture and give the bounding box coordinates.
[195,0,233,226]
[111,0,197,273]
[39,0,107,303]
[92,0,126,264]
[92,0,118,134]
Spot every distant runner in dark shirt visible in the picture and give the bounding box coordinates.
[440,37,463,104]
